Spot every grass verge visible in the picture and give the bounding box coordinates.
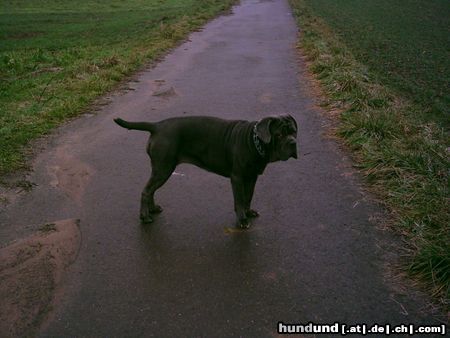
[0,0,236,176]
[288,0,449,305]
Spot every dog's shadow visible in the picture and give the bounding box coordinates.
[137,218,262,286]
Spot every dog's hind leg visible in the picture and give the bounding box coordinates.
[140,165,175,223]
[140,162,176,223]
[139,138,178,223]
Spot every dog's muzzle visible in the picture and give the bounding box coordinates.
[290,141,298,159]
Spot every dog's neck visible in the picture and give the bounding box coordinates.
[253,123,266,157]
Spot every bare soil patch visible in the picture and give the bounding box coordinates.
[0,219,81,336]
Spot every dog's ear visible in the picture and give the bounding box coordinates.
[286,114,298,131]
[255,117,275,143]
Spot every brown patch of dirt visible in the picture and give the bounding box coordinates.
[0,219,81,337]
[152,85,177,98]
[47,145,94,203]
[151,79,178,98]
[0,179,38,211]
[258,92,273,104]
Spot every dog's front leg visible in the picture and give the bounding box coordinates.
[244,175,259,219]
[231,174,250,229]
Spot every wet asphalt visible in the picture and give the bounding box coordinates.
[0,0,438,336]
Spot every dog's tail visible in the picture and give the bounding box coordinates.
[114,118,156,133]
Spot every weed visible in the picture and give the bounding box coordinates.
[39,223,57,233]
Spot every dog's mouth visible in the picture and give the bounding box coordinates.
[276,141,297,161]
[280,149,297,161]
[287,142,298,160]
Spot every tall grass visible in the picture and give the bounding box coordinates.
[289,0,449,305]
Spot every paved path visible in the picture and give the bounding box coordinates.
[0,0,436,336]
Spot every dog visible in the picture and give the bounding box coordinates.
[114,114,298,228]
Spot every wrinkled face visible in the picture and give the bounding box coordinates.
[256,114,298,162]
[270,115,298,161]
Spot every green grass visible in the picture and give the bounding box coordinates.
[302,0,450,129]
[0,0,236,175]
[289,0,449,305]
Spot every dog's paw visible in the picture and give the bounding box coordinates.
[140,215,153,224]
[237,218,250,229]
[246,209,259,218]
[149,205,163,214]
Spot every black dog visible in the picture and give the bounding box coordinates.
[114,115,297,228]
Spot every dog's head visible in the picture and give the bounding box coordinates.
[255,114,298,162]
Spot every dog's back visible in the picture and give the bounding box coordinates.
[114,116,243,134]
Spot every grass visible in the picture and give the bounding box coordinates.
[0,0,236,176]
[302,0,450,130]
[288,0,449,305]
